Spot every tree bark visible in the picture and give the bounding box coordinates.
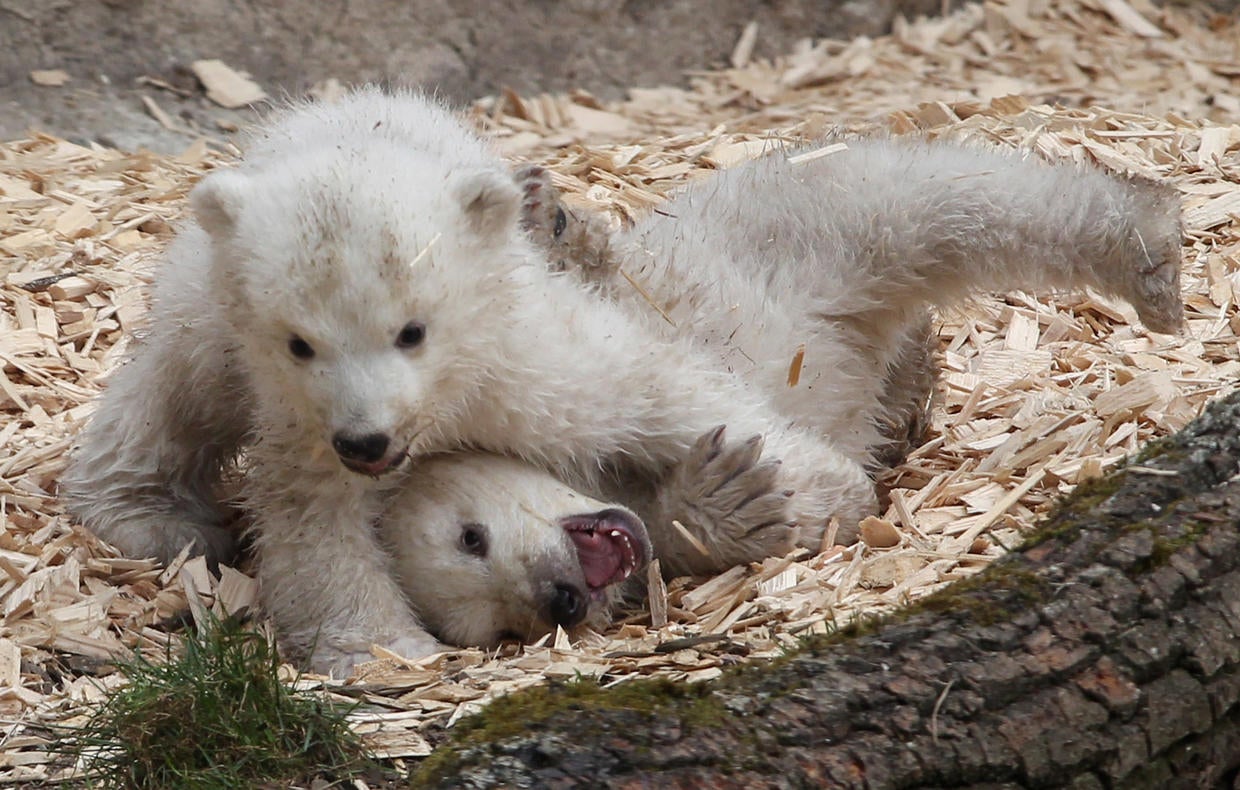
[416,390,1240,789]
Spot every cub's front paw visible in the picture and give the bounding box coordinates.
[514,163,617,279]
[653,426,795,576]
[514,164,566,252]
[307,630,446,678]
[157,519,237,568]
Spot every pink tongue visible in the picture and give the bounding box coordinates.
[568,529,623,589]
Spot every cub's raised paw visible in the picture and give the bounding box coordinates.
[653,425,795,576]
[514,164,567,256]
[513,163,618,279]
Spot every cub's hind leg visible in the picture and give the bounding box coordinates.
[61,229,248,565]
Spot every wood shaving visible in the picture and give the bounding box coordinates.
[190,59,268,110]
[27,71,70,89]
[1,0,1238,777]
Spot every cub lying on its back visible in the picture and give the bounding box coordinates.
[381,454,652,647]
[380,137,1185,645]
[518,137,1182,575]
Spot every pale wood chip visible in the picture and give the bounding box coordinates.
[0,638,21,687]
[858,516,901,548]
[190,59,268,109]
[1093,0,1165,38]
[141,95,180,132]
[646,559,668,629]
[730,21,760,70]
[28,70,69,87]
[1094,371,1177,417]
[2,0,1239,768]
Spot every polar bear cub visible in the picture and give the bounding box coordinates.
[379,137,1185,645]
[61,89,872,675]
[520,136,1183,575]
[381,454,651,647]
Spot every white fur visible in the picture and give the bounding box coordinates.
[377,138,1184,645]
[541,139,1183,573]
[62,89,873,674]
[379,454,645,647]
[586,139,1182,463]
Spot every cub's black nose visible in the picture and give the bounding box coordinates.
[548,583,587,628]
[331,432,390,463]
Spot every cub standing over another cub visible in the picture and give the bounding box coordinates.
[61,89,882,675]
[378,137,1186,646]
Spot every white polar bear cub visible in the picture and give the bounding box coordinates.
[61,89,873,675]
[381,454,652,647]
[380,137,1185,645]
[513,136,1184,576]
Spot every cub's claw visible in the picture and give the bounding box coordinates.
[513,162,619,279]
[653,425,795,576]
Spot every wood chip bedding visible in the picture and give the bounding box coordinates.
[1,0,1237,778]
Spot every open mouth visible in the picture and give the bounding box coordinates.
[339,448,409,477]
[562,508,651,597]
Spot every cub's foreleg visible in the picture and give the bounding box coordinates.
[243,457,443,676]
[480,274,879,556]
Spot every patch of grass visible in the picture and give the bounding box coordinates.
[64,617,379,789]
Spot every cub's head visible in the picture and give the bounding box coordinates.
[379,454,652,648]
[189,142,527,474]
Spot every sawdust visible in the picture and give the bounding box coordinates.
[1,0,1237,779]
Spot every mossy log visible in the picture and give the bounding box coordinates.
[417,391,1240,788]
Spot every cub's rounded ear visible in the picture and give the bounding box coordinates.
[190,169,251,237]
[450,168,521,240]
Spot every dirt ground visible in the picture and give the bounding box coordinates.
[0,0,952,153]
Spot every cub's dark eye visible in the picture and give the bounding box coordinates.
[395,321,426,349]
[552,206,567,238]
[459,523,488,558]
[288,336,315,360]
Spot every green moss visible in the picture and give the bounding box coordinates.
[797,610,891,652]
[795,562,1052,661]
[414,675,726,784]
[409,740,464,780]
[1021,470,1129,549]
[913,565,1048,625]
[464,675,723,738]
[1131,519,1209,573]
[1132,436,1184,465]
